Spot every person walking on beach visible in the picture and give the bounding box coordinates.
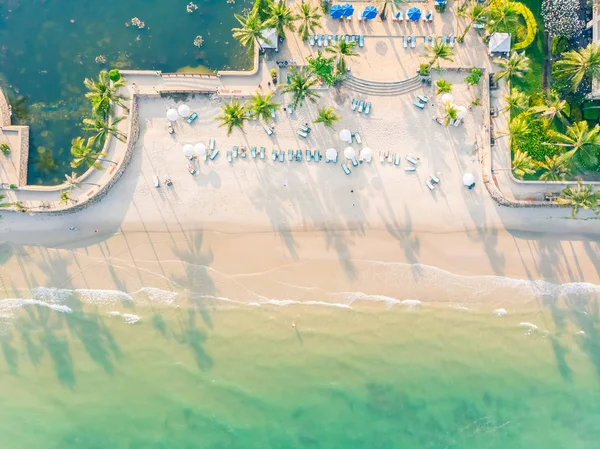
[69,226,77,231]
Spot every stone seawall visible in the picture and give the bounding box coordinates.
[0,86,11,127]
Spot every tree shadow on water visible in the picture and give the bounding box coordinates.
[172,309,213,371]
[0,329,19,375]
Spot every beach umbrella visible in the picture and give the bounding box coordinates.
[360,147,373,162]
[339,129,352,142]
[194,143,207,156]
[456,106,468,119]
[341,3,355,17]
[166,108,178,121]
[362,5,378,20]
[462,172,475,187]
[330,5,344,19]
[178,104,191,118]
[344,146,356,159]
[326,148,338,160]
[441,93,454,105]
[407,7,422,21]
[182,144,194,157]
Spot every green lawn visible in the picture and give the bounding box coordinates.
[511,0,544,96]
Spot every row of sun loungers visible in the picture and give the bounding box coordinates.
[402,34,455,48]
[310,34,364,48]
[351,99,371,114]
[393,10,434,22]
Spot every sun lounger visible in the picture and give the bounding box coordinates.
[359,35,364,48]
[358,100,364,113]
[333,152,338,163]
[272,149,277,161]
[449,35,455,47]
[426,180,435,190]
[364,102,371,115]
[241,147,247,158]
[313,149,320,162]
[332,35,338,44]
[288,149,294,161]
[251,146,257,158]
[406,155,417,165]
[227,151,233,163]
[310,34,316,46]
[263,124,273,136]
[418,95,428,103]
[442,35,447,45]
[271,109,276,119]
[351,99,358,111]
[453,118,462,127]
[354,132,362,144]
[414,101,425,109]
[306,149,311,161]
[350,35,356,43]
[300,124,310,133]
[387,152,393,163]
[279,150,285,162]
[379,151,385,163]
[424,35,429,46]
[296,149,302,162]
[430,175,440,184]
[324,35,329,46]
[394,154,400,166]
[233,146,238,158]
[187,112,198,124]
[342,164,351,175]
[317,34,323,46]
[345,35,350,44]
[411,35,416,48]
[209,138,215,151]
[297,130,308,138]
[404,165,416,171]
[404,35,408,48]
[260,147,265,159]
[351,157,359,167]
[209,150,219,161]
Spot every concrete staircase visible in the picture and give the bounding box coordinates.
[161,76,221,92]
[342,73,423,96]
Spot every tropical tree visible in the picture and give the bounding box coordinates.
[435,79,453,95]
[64,171,99,188]
[493,51,530,82]
[374,0,408,20]
[325,38,359,72]
[464,67,484,86]
[84,70,128,119]
[443,103,458,127]
[83,116,126,147]
[511,149,536,179]
[425,37,456,68]
[554,43,600,93]
[528,90,570,127]
[281,67,320,110]
[297,3,322,41]
[560,179,600,218]
[249,91,280,122]
[501,115,531,147]
[313,106,341,129]
[457,1,488,40]
[487,0,521,35]
[265,1,297,37]
[232,11,268,51]
[59,190,72,206]
[306,51,339,86]
[502,88,528,114]
[536,154,572,182]
[547,121,600,167]
[215,100,248,135]
[70,137,107,170]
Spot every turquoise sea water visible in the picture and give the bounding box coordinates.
[0,0,252,185]
[1,280,600,448]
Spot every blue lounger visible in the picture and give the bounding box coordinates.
[317,34,323,46]
[404,35,408,48]
[310,34,316,45]
[260,147,265,159]
[297,130,308,138]
[394,154,401,166]
[364,102,371,114]
[227,151,233,163]
[342,164,351,175]
[279,150,285,162]
[313,150,319,162]
[251,146,257,158]
[411,35,416,48]
[358,100,364,113]
[306,149,311,161]
[351,157,359,167]
[351,99,358,111]
[296,149,302,162]
[272,149,277,161]
[359,35,364,48]
[288,149,294,161]
[414,101,425,109]
[418,95,428,103]
[209,138,215,151]
[209,150,219,161]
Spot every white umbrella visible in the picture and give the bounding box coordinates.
[194,143,207,156]
[456,106,468,119]
[325,148,338,160]
[441,93,454,105]
[178,104,191,118]
[166,108,178,121]
[182,144,194,157]
[339,129,352,143]
[344,146,356,159]
[462,172,475,187]
[360,147,373,162]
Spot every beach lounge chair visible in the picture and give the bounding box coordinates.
[317,34,323,46]
[209,138,215,151]
[359,35,364,48]
[342,164,351,175]
[379,151,385,163]
[251,146,257,158]
[227,151,233,163]
[296,149,302,162]
[310,34,316,46]
[354,132,362,144]
[279,150,285,162]
[263,124,273,136]
[324,35,329,46]
[333,152,338,163]
[411,35,416,48]
[426,180,435,190]
[240,147,247,158]
[300,124,310,133]
[442,35,447,45]
[394,154,400,166]
[364,102,371,115]
[272,149,278,161]
[306,149,311,161]
[358,100,364,113]
[297,130,308,138]
[209,150,219,161]
[430,34,435,46]
[313,150,320,162]
[351,35,357,43]
[406,155,417,165]
[414,101,425,109]
[430,175,440,184]
[345,35,350,44]
[271,109,276,119]
[260,147,265,159]
[288,149,294,161]
[388,152,394,163]
[187,112,198,124]
[332,35,338,44]
[453,118,462,127]
[288,104,293,115]
[351,99,358,111]
[404,165,416,171]
[418,95,428,103]
[404,35,408,48]
[351,157,359,167]
[449,35,455,47]
[424,35,429,46]
[153,175,160,188]
[233,146,239,158]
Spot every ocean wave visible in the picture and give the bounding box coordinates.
[494,308,508,317]
[0,298,73,314]
[137,287,178,304]
[32,287,133,304]
[108,311,141,324]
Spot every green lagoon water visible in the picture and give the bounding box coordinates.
[0,0,252,185]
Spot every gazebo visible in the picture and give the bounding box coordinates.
[259,28,278,51]
[488,33,511,58]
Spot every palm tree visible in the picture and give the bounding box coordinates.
[313,106,341,129]
[325,38,359,72]
[281,67,320,110]
[374,0,408,20]
[84,70,128,119]
[487,0,520,35]
[554,43,600,93]
[493,51,530,82]
[265,1,297,38]
[502,88,528,114]
[64,171,99,188]
[232,11,268,52]
[457,1,487,40]
[70,137,106,170]
[547,121,600,167]
[528,91,570,127]
[249,91,280,122]
[501,115,531,147]
[83,116,126,147]
[59,190,72,206]
[443,104,458,127]
[215,100,247,135]
[425,37,456,68]
[536,154,572,182]
[435,79,453,95]
[560,179,600,218]
[511,149,536,179]
[307,51,339,86]
[297,3,322,42]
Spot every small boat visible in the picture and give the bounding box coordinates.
[152,175,160,187]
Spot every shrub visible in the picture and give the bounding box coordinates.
[0,143,10,154]
[419,63,430,76]
[320,0,330,14]
[270,68,277,80]
[512,2,537,51]
[542,0,585,39]
[513,117,553,162]
[464,68,483,86]
[108,69,121,81]
[9,184,16,189]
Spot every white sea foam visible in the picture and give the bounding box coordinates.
[108,311,141,324]
[257,298,351,308]
[31,287,133,304]
[519,322,539,335]
[138,287,178,304]
[494,308,508,317]
[400,299,422,309]
[0,298,72,314]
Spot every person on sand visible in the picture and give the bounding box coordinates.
[95,229,100,233]
[70,226,77,231]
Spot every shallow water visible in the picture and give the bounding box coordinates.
[1,266,600,448]
[0,0,252,185]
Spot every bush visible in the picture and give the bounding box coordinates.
[419,64,430,76]
[9,184,16,189]
[512,2,537,51]
[270,68,277,80]
[513,117,553,161]
[528,92,544,107]
[108,69,121,81]
[0,143,10,154]
[464,68,483,86]
[320,0,330,14]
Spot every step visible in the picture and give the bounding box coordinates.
[344,74,420,89]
